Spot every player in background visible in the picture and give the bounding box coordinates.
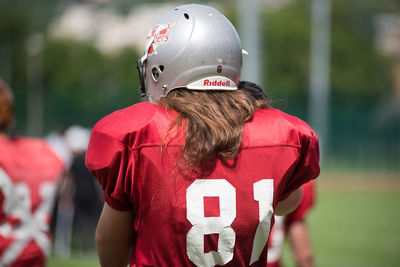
[86,4,320,267]
[66,126,103,253]
[267,181,316,267]
[0,79,65,267]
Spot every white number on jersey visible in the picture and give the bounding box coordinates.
[0,168,57,266]
[186,179,274,267]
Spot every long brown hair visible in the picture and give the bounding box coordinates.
[158,86,268,170]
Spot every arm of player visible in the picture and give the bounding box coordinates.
[96,203,135,267]
[275,187,303,216]
[288,220,314,267]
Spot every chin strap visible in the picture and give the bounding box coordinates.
[137,33,157,101]
[136,59,147,99]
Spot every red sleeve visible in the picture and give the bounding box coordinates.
[279,124,320,202]
[85,128,132,211]
[285,180,316,226]
[85,103,159,212]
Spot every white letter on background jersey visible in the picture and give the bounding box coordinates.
[186,179,236,267]
[0,168,56,266]
[266,215,285,262]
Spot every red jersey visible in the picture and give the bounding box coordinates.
[267,181,316,267]
[0,136,65,267]
[86,102,320,267]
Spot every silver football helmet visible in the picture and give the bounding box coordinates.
[137,4,243,103]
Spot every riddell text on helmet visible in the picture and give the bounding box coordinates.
[203,80,230,87]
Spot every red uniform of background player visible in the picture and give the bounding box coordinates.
[86,4,320,267]
[267,181,316,267]
[0,79,65,267]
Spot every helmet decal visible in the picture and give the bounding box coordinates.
[146,22,178,56]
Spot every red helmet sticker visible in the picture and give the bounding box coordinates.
[146,22,178,56]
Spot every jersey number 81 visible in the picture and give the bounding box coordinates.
[186,179,274,267]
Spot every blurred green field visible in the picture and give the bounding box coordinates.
[48,172,400,267]
[48,254,99,267]
[282,172,400,267]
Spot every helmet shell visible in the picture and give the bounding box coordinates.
[142,4,242,102]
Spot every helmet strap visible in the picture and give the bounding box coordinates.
[136,59,146,98]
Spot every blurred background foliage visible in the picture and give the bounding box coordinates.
[42,40,141,127]
[0,0,399,171]
[263,0,400,170]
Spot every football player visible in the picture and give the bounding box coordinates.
[267,181,316,267]
[86,4,320,267]
[0,79,65,266]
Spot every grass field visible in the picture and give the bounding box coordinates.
[48,171,400,267]
[282,171,400,267]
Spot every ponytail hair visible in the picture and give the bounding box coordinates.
[158,84,268,170]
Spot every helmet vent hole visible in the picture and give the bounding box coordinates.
[174,8,179,11]
[184,13,189,19]
[159,65,164,72]
[152,67,159,81]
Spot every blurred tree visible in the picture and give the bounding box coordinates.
[261,0,311,118]
[262,0,393,112]
[259,0,398,168]
[0,3,31,133]
[0,0,66,133]
[42,39,141,131]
